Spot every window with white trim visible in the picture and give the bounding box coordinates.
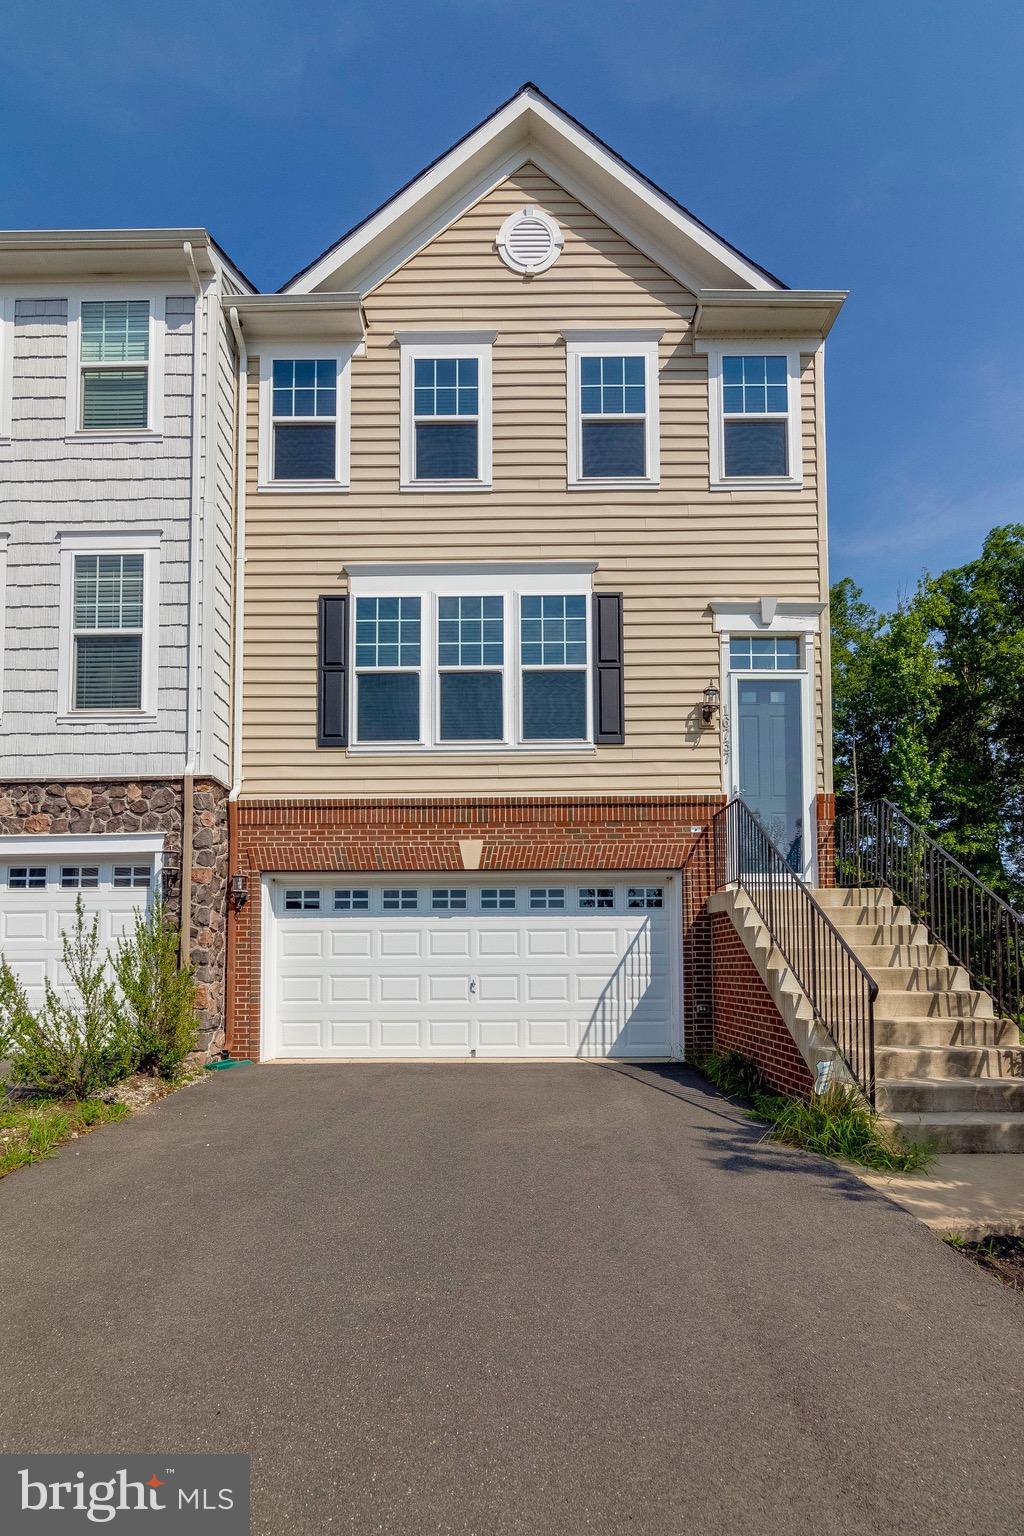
[334,888,369,911]
[112,865,152,888]
[354,596,422,743]
[8,866,46,889]
[258,347,351,489]
[382,889,418,911]
[481,887,516,910]
[0,294,12,441]
[431,887,468,911]
[284,889,320,911]
[61,866,100,889]
[530,888,566,910]
[565,332,661,489]
[627,886,663,908]
[399,336,493,490]
[520,594,588,741]
[79,300,151,431]
[578,887,614,909]
[72,553,145,711]
[348,572,593,750]
[729,636,801,670]
[701,343,803,489]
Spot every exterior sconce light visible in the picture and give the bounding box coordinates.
[161,848,182,883]
[230,872,249,910]
[701,683,721,728]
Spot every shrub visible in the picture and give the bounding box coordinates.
[0,958,33,1063]
[113,898,199,1080]
[8,899,136,1100]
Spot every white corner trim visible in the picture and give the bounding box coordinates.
[0,832,165,859]
[564,333,661,491]
[63,287,167,439]
[0,529,8,721]
[56,528,161,719]
[0,294,12,441]
[697,340,805,492]
[399,335,493,493]
[709,598,824,634]
[256,342,355,492]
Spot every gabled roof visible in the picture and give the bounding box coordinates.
[280,83,786,297]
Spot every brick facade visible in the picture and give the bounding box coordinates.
[0,777,229,1049]
[710,910,814,1097]
[815,793,836,888]
[228,795,726,1061]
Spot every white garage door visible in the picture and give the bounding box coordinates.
[265,874,679,1060]
[0,853,157,1008]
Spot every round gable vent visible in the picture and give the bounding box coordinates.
[497,206,563,275]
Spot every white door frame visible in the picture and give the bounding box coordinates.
[259,870,684,1062]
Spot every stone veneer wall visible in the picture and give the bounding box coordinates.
[0,779,229,1049]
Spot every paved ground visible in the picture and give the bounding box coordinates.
[1,1063,1023,1535]
[856,1151,1024,1239]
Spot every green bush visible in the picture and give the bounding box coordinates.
[0,957,33,1062]
[692,1047,932,1174]
[113,897,199,1080]
[8,899,136,1100]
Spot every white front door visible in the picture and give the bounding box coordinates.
[264,874,679,1060]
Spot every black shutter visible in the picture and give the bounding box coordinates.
[592,592,624,745]
[317,594,348,747]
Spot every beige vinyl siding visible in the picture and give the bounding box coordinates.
[241,165,827,797]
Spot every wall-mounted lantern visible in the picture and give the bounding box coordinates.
[701,683,721,728]
[161,848,181,883]
[230,872,249,911]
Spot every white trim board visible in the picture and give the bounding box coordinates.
[0,833,165,859]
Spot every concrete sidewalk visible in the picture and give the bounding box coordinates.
[856,1153,1024,1239]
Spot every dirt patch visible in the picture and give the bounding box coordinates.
[101,1068,207,1113]
[950,1235,1024,1293]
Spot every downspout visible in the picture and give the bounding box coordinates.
[225,305,248,1054]
[180,239,205,965]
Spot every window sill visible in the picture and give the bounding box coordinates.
[345,743,596,756]
[65,431,163,446]
[709,475,804,493]
[55,711,157,726]
[257,480,349,494]
[567,476,660,491]
[399,479,493,494]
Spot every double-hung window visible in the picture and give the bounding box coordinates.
[520,594,588,740]
[347,569,593,749]
[72,552,145,711]
[354,596,422,742]
[78,299,152,431]
[259,349,350,488]
[701,344,803,489]
[565,331,661,488]
[59,532,158,717]
[399,335,493,490]
[438,596,504,742]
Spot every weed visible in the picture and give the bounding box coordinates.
[0,1096,129,1179]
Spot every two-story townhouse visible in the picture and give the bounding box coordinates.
[224,85,845,1063]
[0,229,250,1048]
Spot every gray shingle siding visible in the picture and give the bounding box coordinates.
[0,293,196,778]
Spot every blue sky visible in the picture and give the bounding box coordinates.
[3,0,1020,609]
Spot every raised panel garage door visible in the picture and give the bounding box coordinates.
[266,875,679,1059]
[0,855,157,1008]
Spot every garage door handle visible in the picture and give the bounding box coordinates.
[469,978,477,994]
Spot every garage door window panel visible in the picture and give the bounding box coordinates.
[9,867,47,890]
[334,889,369,912]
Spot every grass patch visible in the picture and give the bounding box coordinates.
[945,1233,1024,1292]
[0,1098,129,1179]
[692,1048,933,1174]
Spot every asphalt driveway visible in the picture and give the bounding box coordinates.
[1,1063,1022,1534]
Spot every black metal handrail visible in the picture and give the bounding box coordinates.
[836,799,1024,1025]
[714,798,878,1103]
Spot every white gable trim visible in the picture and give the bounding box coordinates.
[284,87,781,298]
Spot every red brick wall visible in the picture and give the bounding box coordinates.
[711,910,814,1097]
[228,795,725,1061]
[816,793,836,888]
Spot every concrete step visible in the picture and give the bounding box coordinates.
[874,988,994,1018]
[875,1015,1021,1048]
[811,886,892,910]
[875,965,970,992]
[875,1044,1024,1080]
[877,1078,1024,1114]
[884,1112,1024,1153]
[839,923,930,948]
[853,943,952,969]
[827,905,915,932]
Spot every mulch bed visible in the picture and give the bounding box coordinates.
[953,1235,1024,1293]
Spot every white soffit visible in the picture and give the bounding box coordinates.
[282,85,785,298]
[694,289,847,340]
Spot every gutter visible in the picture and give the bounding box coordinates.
[180,239,206,966]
